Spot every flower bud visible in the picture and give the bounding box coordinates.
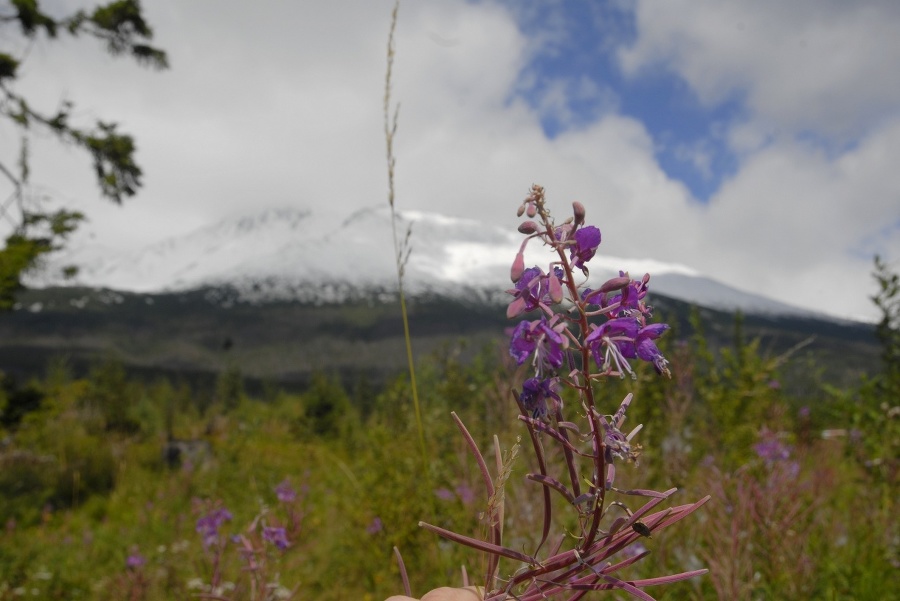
[517,220,539,234]
[506,296,526,319]
[549,271,563,303]
[516,204,526,217]
[599,275,631,293]
[510,252,525,282]
[526,203,537,218]
[572,201,585,226]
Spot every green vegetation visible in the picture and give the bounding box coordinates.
[0,306,895,599]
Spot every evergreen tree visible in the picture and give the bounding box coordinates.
[0,0,167,309]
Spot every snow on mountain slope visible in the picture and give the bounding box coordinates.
[36,206,817,317]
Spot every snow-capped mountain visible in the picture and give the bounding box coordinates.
[36,205,816,317]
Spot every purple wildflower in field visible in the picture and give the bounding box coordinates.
[622,541,649,559]
[366,517,384,535]
[196,507,232,549]
[754,431,791,463]
[275,479,296,503]
[126,553,146,569]
[263,526,290,550]
[434,488,454,501]
[455,483,475,505]
[416,186,706,598]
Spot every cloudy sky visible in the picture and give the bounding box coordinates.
[1,0,898,321]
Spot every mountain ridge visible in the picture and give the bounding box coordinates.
[33,205,837,321]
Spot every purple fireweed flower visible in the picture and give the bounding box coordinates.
[520,377,562,419]
[581,287,602,310]
[196,507,232,549]
[126,553,146,569]
[507,266,545,318]
[603,393,641,466]
[367,517,384,535]
[510,317,567,376]
[582,275,633,311]
[621,541,649,559]
[604,423,639,464]
[507,266,565,318]
[632,323,671,375]
[601,272,650,317]
[585,319,670,376]
[455,483,475,505]
[434,488,454,501]
[263,526,290,550]
[553,222,575,243]
[754,431,791,463]
[585,317,640,375]
[275,479,296,503]
[569,225,601,270]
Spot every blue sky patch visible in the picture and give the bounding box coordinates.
[501,0,742,202]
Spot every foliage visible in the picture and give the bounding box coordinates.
[872,255,900,398]
[0,330,894,600]
[0,0,167,307]
[827,257,900,488]
[0,322,895,600]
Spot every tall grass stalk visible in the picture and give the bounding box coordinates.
[383,1,428,480]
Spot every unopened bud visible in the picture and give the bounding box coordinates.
[517,220,539,234]
[549,272,563,303]
[516,204,526,217]
[510,252,525,282]
[572,201,585,226]
[526,203,537,218]
[506,296,526,319]
[599,276,631,293]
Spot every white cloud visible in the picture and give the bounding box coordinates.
[693,119,900,318]
[1,0,896,321]
[619,0,900,140]
[610,0,900,320]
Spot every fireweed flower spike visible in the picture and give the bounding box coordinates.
[263,526,290,550]
[196,507,232,549]
[415,185,709,600]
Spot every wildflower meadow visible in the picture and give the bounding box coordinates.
[0,3,897,600]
